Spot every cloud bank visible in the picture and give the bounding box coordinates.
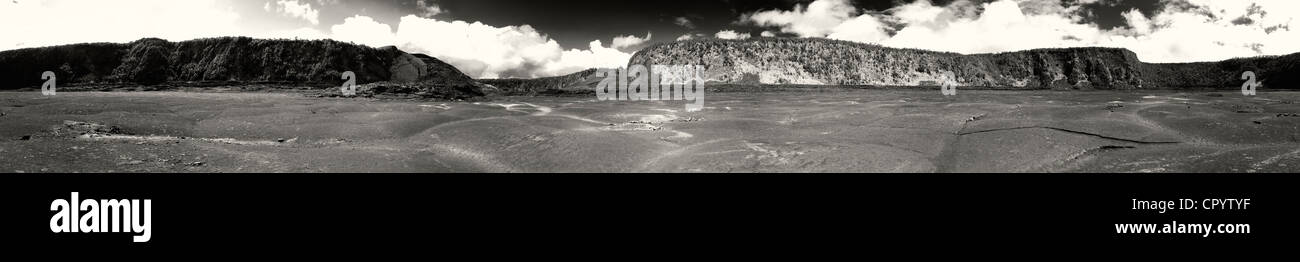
[741,0,1300,63]
[327,15,634,79]
[0,0,243,50]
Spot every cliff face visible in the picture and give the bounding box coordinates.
[630,38,1297,89]
[1140,53,1300,89]
[0,37,485,96]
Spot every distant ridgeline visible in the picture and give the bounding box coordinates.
[0,37,486,97]
[478,68,604,95]
[631,38,1300,90]
[8,37,1296,94]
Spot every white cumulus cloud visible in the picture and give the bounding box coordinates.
[739,0,1300,63]
[415,0,443,18]
[715,30,751,40]
[611,32,652,50]
[880,0,1103,54]
[330,15,397,48]
[1100,0,1300,62]
[0,0,243,50]
[268,0,320,25]
[329,15,636,78]
[1120,8,1152,35]
[741,0,858,37]
[827,14,889,43]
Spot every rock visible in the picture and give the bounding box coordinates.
[1105,104,1124,112]
[119,160,144,165]
[59,120,121,135]
[411,53,487,98]
[19,135,30,140]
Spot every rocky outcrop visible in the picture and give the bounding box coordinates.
[409,53,487,91]
[386,51,428,83]
[631,38,1298,89]
[0,37,486,97]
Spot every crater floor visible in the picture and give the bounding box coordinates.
[2,89,1298,173]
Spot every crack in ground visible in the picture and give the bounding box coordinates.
[956,126,1181,145]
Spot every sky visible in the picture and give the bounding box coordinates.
[0,0,1296,79]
